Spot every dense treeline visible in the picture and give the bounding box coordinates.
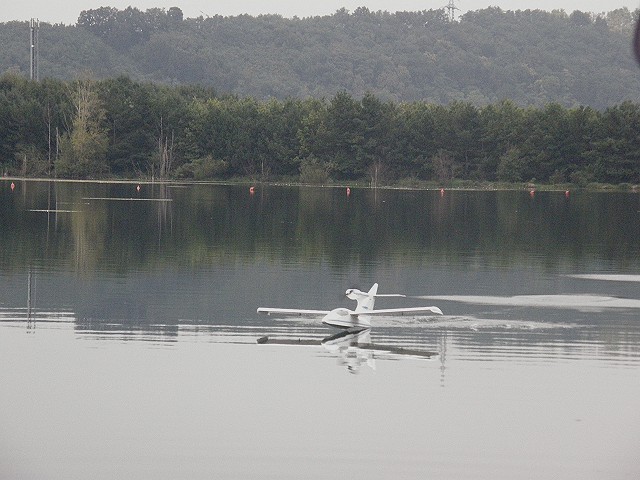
[2,73,639,185]
[1,7,640,108]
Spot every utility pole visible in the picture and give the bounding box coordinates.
[30,18,39,81]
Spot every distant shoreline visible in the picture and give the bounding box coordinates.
[3,176,639,193]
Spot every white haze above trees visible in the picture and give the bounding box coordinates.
[1,1,637,25]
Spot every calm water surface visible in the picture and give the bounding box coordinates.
[1,180,639,479]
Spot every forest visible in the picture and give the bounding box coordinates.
[1,6,640,108]
[2,73,639,186]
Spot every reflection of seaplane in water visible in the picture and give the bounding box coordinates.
[323,328,376,373]
[258,327,438,373]
[257,283,443,329]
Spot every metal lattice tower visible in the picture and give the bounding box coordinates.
[446,0,458,21]
[30,18,39,81]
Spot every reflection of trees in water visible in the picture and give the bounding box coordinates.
[1,182,639,272]
[68,187,109,273]
[153,183,173,244]
[297,187,352,266]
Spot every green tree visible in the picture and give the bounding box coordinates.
[605,7,635,33]
[478,100,526,180]
[56,76,108,178]
[299,155,332,184]
[323,91,363,179]
[432,149,456,183]
[147,83,195,178]
[497,147,525,182]
[99,76,155,176]
[390,102,438,179]
[518,103,570,181]
[592,102,640,183]
[443,102,482,179]
[0,73,33,173]
[0,73,67,176]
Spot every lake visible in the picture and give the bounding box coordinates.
[1,180,639,479]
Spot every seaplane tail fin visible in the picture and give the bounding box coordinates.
[357,283,378,312]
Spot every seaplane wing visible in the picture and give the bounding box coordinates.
[362,306,443,316]
[257,307,330,317]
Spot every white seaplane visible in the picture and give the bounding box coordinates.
[257,283,443,329]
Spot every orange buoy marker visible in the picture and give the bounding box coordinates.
[10,182,15,191]
[249,186,255,195]
[346,187,351,197]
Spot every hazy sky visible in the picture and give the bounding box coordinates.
[3,1,637,25]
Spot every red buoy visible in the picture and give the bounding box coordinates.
[10,182,15,191]
[440,188,445,196]
[565,190,570,198]
[346,187,351,197]
[249,186,255,195]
